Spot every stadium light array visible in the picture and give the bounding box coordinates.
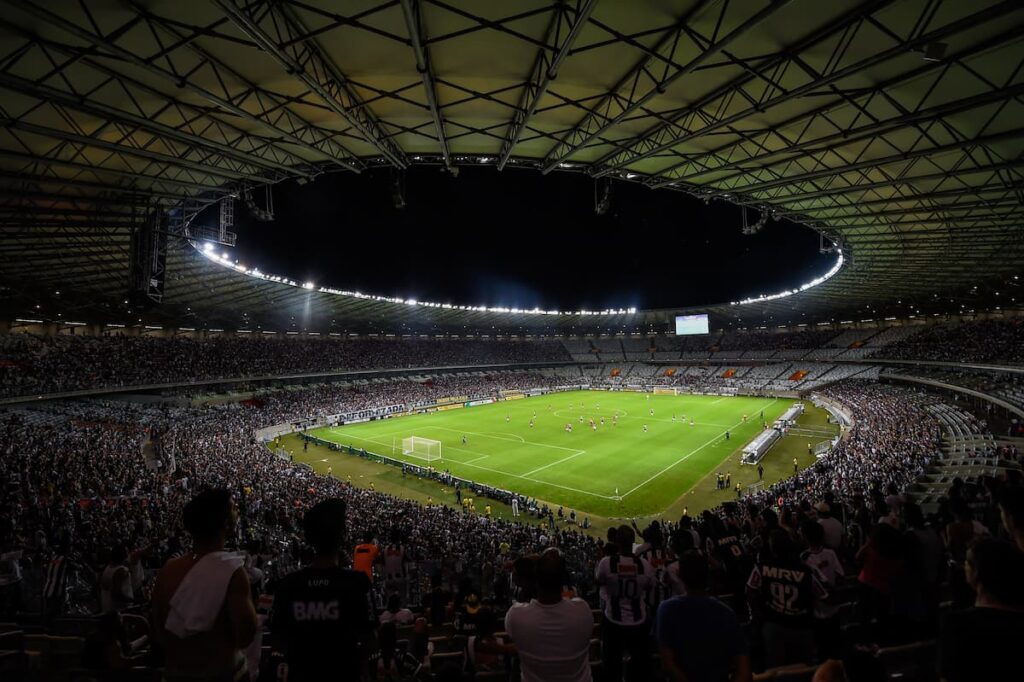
[193,240,638,317]
[730,251,844,306]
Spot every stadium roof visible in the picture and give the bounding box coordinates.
[0,0,1022,333]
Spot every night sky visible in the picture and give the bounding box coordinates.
[208,166,835,311]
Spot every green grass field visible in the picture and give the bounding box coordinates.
[307,390,804,517]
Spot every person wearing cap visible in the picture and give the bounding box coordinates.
[816,502,844,551]
[454,591,482,636]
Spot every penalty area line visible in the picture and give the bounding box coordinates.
[351,434,616,501]
[521,448,589,477]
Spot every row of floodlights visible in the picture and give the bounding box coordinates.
[198,241,636,317]
[729,251,844,306]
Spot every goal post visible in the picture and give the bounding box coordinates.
[401,436,442,463]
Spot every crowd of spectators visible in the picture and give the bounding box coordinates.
[4,356,1024,678]
[4,318,1024,400]
[880,366,1024,416]
[872,318,1024,364]
[0,334,571,398]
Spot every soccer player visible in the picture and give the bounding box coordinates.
[690,419,695,427]
[506,414,510,422]
[529,420,535,428]
[793,457,799,472]
[462,435,467,445]
[511,496,520,517]
[650,408,655,417]
[579,415,584,424]
[671,414,676,422]
[271,498,374,681]
[725,430,730,441]
[600,417,605,426]
[643,424,649,433]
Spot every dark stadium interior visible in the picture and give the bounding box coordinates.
[1,1,1024,681]
[203,166,835,310]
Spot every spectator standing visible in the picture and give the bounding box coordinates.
[815,503,844,551]
[595,525,654,682]
[746,529,827,668]
[656,551,751,682]
[352,531,380,582]
[151,490,258,682]
[505,549,594,682]
[939,539,1024,682]
[800,521,844,660]
[271,498,375,681]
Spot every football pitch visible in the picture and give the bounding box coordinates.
[308,390,793,517]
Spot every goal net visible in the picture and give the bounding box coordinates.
[401,436,442,463]
[653,387,678,395]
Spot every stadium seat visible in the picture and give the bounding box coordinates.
[874,640,938,682]
[753,663,818,681]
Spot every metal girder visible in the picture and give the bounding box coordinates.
[213,0,408,168]
[763,159,1024,204]
[599,0,1017,179]
[728,128,1024,196]
[0,68,307,181]
[676,82,1024,188]
[592,0,896,177]
[776,184,1023,215]
[400,0,451,169]
[0,117,266,185]
[541,0,791,173]
[793,199,1023,222]
[4,0,364,173]
[0,149,215,194]
[648,25,1024,187]
[14,25,317,175]
[497,0,597,171]
[0,174,181,202]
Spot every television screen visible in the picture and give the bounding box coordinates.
[675,314,709,336]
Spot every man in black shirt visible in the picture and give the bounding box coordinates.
[940,538,1024,682]
[272,498,375,681]
[746,529,827,668]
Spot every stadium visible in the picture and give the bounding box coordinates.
[0,1,1022,680]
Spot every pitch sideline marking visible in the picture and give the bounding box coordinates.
[620,398,778,499]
